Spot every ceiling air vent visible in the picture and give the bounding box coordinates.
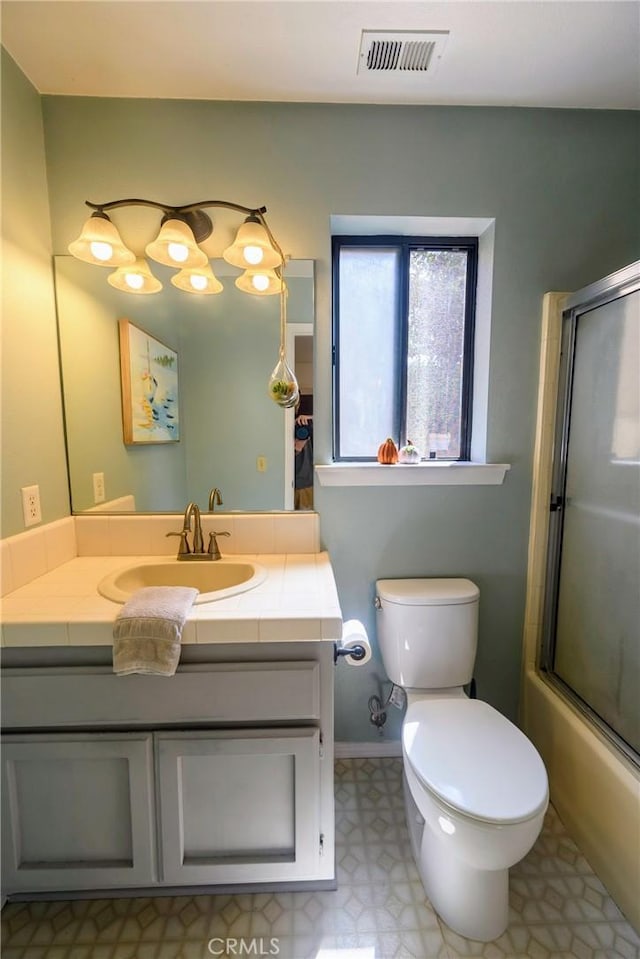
[358,30,449,75]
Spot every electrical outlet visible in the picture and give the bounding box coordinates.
[93,472,106,504]
[257,456,267,473]
[21,485,42,527]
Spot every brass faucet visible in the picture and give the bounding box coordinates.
[207,530,230,560]
[167,502,230,560]
[208,487,223,511]
[167,502,208,560]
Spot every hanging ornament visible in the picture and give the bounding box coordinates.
[267,256,300,408]
[269,352,299,408]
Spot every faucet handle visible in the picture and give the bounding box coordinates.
[207,530,230,560]
[167,530,191,556]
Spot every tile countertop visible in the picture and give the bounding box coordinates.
[0,553,343,648]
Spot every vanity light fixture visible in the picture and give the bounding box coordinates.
[223,215,283,270]
[68,211,136,267]
[235,267,285,296]
[171,264,224,295]
[68,198,285,297]
[107,257,163,294]
[145,218,209,269]
[69,197,299,406]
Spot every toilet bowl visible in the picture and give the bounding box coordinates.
[375,578,549,942]
[402,694,548,941]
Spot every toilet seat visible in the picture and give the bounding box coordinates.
[402,698,548,825]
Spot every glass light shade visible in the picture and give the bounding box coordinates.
[145,218,208,269]
[235,268,284,296]
[223,217,282,270]
[68,213,135,267]
[107,258,162,294]
[171,264,223,295]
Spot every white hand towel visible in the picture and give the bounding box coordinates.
[113,585,199,677]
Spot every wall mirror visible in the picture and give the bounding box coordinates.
[54,256,314,513]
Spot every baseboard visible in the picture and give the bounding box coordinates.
[335,740,402,759]
[6,879,337,902]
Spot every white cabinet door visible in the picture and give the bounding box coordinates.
[156,728,320,885]
[1,733,156,893]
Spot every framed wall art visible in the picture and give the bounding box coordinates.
[119,318,180,444]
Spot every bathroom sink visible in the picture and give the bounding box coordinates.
[98,558,267,604]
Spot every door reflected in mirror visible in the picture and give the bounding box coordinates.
[54,256,314,513]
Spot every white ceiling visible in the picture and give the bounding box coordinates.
[1,0,639,109]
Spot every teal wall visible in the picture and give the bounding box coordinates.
[0,50,70,536]
[2,57,638,739]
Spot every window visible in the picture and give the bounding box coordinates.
[332,236,478,462]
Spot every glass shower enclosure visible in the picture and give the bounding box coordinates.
[542,261,640,766]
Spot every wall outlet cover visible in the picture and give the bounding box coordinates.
[21,485,42,527]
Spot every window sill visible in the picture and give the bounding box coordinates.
[315,462,510,487]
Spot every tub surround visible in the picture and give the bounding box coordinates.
[521,292,640,932]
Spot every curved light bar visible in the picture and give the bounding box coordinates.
[68,198,285,296]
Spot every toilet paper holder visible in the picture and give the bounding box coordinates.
[333,642,367,664]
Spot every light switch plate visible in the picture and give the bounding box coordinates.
[93,472,105,503]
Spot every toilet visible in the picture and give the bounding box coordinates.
[375,578,548,942]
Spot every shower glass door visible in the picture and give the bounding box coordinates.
[543,263,640,764]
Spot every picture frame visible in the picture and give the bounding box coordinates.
[118,318,180,445]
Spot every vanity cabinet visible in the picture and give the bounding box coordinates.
[0,644,335,898]
[157,728,321,885]
[1,733,156,892]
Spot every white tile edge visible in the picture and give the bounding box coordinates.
[2,517,78,592]
[334,741,403,758]
[315,463,510,487]
[72,513,321,555]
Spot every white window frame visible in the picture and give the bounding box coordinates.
[317,215,509,488]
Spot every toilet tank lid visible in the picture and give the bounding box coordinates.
[376,578,479,606]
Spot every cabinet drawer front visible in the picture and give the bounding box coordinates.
[156,728,321,885]
[1,733,156,893]
[2,661,320,728]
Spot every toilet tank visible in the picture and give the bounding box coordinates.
[376,579,480,689]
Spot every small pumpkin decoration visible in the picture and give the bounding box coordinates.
[399,440,421,464]
[377,437,398,464]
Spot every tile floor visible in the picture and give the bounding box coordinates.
[1,757,638,959]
